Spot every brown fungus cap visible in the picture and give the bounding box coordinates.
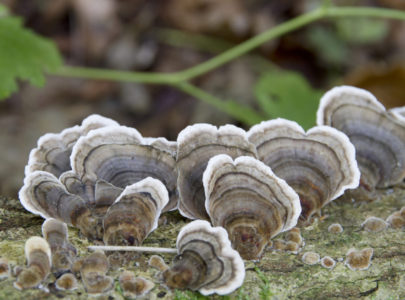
[321,256,336,269]
[119,271,154,298]
[148,255,169,272]
[386,212,405,229]
[14,237,51,290]
[71,126,178,212]
[272,239,287,251]
[176,124,257,220]
[317,86,405,190]
[55,273,78,291]
[80,251,113,294]
[42,218,77,274]
[302,251,320,265]
[0,258,9,279]
[102,177,168,246]
[361,216,388,232]
[285,241,300,254]
[328,223,343,234]
[248,118,360,221]
[345,248,373,271]
[203,154,301,260]
[164,220,245,296]
[285,230,303,246]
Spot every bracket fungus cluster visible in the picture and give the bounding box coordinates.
[317,86,405,193]
[20,115,177,241]
[16,84,405,296]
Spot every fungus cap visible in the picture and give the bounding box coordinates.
[386,212,405,229]
[80,251,113,294]
[321,256,336,269]
[0,258,9,279]
[18,171,98,239]
[148,255,169,272]
[317,86,405,189]
[176,123,257,220]
[102,177,169,245]
[203,154,301,259]
[345,247,373,271]
[42,218,77,274]
[55,273,78,291]
[165,220,245,295]
[41,218,68,242]
[25,114,119,177]
[361,216,388,232]
[71,126,178,211]
[302,251,320,265]
[328,223,343,234]
[14,237,52,290]
[248,118,359,220]
[119,272,155,297]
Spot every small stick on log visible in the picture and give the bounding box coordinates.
[88,245,177,254]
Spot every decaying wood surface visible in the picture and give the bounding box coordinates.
[0,187,404,299]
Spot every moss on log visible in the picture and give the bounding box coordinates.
[0,187,404,299]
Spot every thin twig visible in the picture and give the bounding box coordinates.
[88,245,178,254]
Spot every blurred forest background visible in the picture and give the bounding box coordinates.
[1,0,405,198]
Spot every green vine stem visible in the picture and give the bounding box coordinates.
[176,82,265,126]
[51,5,405,124]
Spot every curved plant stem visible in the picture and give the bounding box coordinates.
[175,82,265,126]
[54,66,177,84]
[50,5,405,125]
[173,9,324,82]
[53,6,405,84]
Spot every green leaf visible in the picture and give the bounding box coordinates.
[254,69,324,130]
[0,5,62,99]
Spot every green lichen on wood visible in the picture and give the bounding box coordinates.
[0,187,404,299]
